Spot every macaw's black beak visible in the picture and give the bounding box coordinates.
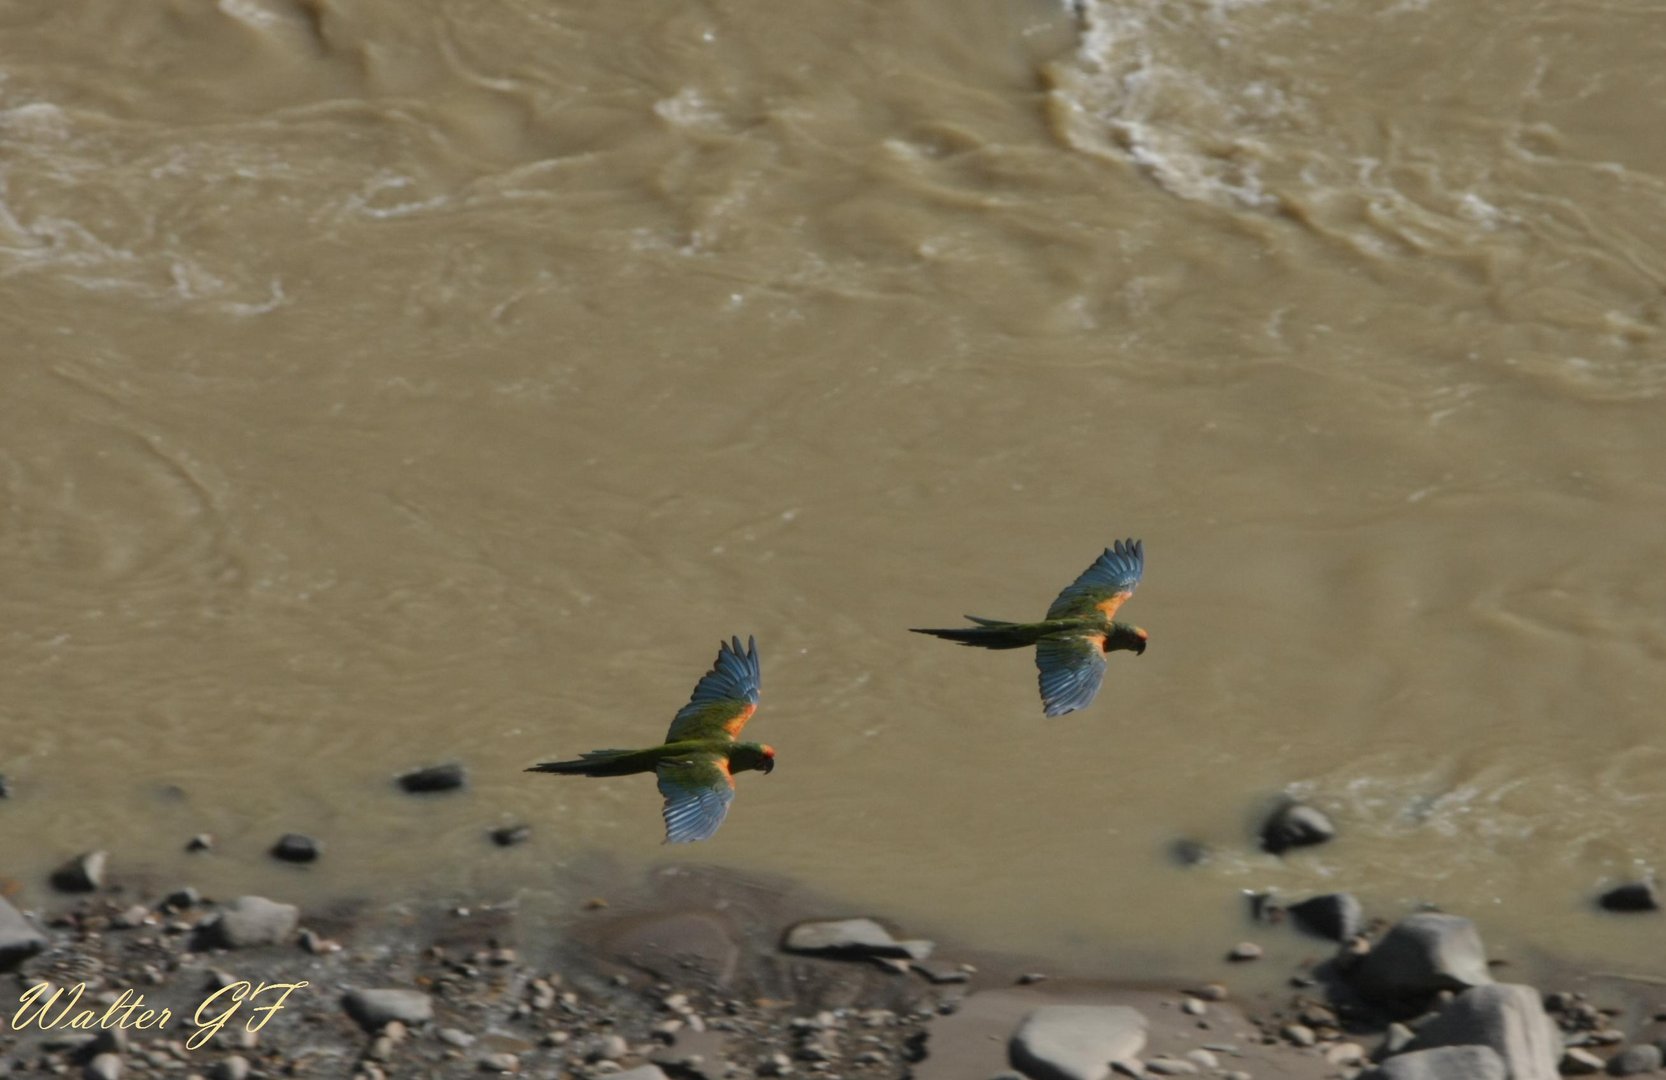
[1135,640,1147,656]
[761,757,775,775]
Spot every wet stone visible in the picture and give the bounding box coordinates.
[1261,802,1336,854]
[1168,839,1210,867]
[490,824,531,847]
[51,850,107,893]
[397,762,467,794]
[1597,882,1659,913]
[1289,892,1364,941]
[270,833,320,863]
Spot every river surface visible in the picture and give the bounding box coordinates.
[4,0,1665,978]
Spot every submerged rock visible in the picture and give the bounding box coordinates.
[1167,839,1210,867]
[1261,801,1336,854]
[1009,1005,1148,1080]
[1401,983,1559,1080]
[0,895,48,970]
[397,762,467,794]
[1361,1045,1507,1080]
[1353,913,1491,1005]
[200,895,300,949]
[1289,892,1364,941]
[781,917,933,961]
[490,823,532,847]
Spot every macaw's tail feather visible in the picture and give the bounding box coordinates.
[910,619,1037,650]
[527,748,656,777]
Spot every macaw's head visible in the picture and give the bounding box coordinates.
[730,742,776,775]
[1110,623,1149,655]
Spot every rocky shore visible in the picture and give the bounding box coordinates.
[3,845,1666,1080]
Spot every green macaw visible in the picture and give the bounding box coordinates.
[911,539,1148,717]
[526,636,774,843]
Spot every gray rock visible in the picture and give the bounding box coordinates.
[397,762,467,794]
[781,918,933,961]
[1226,941,1262,962]
[1009,1005,1148,1080]
[1354,913,1492,1004]
[212,1057,250,1080]
[1401,983,1558,1080]
[51,851,107,893]
[270,833,320,863]
[1360,1045,1507,1080]
[186,833,214,852]
[84,1053,123,1080]
[1564,1049,1606,1074]
[343,988,434,1030]
[1282,1023,1317,1047]
[1289,893,1364,941]
[0,896,48,970]
[1146,1059,1198,1076]
[1608,1044,1663,1076]
[478,1052,520,1073]
[201,896,299,949]
[1261,801,1336,854]
[913,959,971,984]
[163,886,202,910]
[612,1068,672,1080]
[0,773,11,798]
[1598,882,1659,913]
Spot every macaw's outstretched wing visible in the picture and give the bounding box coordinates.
[656,754,736,843]
[1045,540,1144,620]
[1036,634,1108,717]
[664,635,761,743]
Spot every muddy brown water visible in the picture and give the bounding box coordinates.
[3,0,1666,979]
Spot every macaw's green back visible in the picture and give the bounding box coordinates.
[527,636,775,843]
[910,540,1149,717]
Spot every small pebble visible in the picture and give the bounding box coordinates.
[1227,942,1263,962]
[85,1054,123,1080]
[1281,1023,1317,1047]
[270,833,321,863]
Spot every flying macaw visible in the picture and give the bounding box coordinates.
[526,636,774,843]
[910,539,1148,717]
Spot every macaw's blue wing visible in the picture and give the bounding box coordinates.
[656,755,736,843]
[1036,634,1108,717]
[665,635,761,743]
[1045,539,1144,620]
